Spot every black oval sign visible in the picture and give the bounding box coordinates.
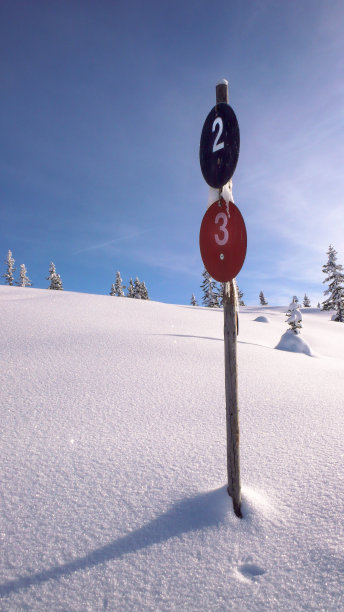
[199,103,240,189]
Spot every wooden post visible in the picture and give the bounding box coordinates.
[223,280,242,517]
[216,80,242,518]
[216,79,229,105]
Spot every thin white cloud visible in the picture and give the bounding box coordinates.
[74,228,153,255]
[130,247,201,277]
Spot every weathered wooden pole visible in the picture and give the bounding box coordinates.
[223,280,242,517]
[216,80,242,518]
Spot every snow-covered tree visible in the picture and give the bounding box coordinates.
[140,281,149,300]
[237,285,245,306]
[190,293,198,306]
[133,277,142,299]
[111,271,125,297]
[127,278,135,298]
[3,250,15,285]
[51,273,63,290]
[303,294,311,307]
[322,245,344,322]
[109,283,116,296]
[286,295,300,314]
[47,262,63,290]
[201,268,219,307]
[215,282,224,307]
[259,291,268,305]
[47,261,56,282]
[57,274,63,290]
[201,268,212,306]
[16,264,32,287]
[286,298,302,334]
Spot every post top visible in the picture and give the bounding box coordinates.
[216,80,229,104]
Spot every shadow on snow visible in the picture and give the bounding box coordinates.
[0,487,231,597]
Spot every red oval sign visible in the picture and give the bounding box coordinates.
[199,199,247,282]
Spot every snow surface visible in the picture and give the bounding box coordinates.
[275,330,312,356]
[254,316,270,323]
[1,287,344,611]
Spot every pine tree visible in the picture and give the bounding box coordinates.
[200,268,218,307]
[16,264,32,287]
[322,245,344,321]
[47,262,63,290]
[113,271,125,297]
[285,295,300,312]
[303,294,311,307]
[190,293,198,306]
[286,296,298,318]
[133,277,142,299]
[286,298,302,334]
[109,283,116,296]
[140,281,149,300]
[3,250,15,285]
[215,282,224,307]
[237,285,245,306]
[47,261,56,283]
[259,291,268,305]
[127,278,135,298]
[52,274,63,290]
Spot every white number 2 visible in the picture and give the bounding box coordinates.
[215,212,229,246]
[212,117,225,153]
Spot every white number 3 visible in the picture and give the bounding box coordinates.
[215,212,229,246]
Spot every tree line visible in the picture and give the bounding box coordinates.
[2,250,32,287]
[190,270,244,308]
[2,251,150,299]
[3,245,344,320]
[192,244,344,323]
[194,269,314,310]
[109,271,149,300]
[2,251,65,290]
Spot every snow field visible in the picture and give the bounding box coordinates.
[1,287,344,610]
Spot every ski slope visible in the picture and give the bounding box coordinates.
[1,286,344,611]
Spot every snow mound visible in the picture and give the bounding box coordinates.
[275,330,312,356]
[254,316,270,323]
[240,486,281,527]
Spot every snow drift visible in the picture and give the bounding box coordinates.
[275,329,312,356]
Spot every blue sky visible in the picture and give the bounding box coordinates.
[1,0,344,306]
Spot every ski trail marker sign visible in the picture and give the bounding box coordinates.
[199,102,240,189]
[199,198,247,282]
